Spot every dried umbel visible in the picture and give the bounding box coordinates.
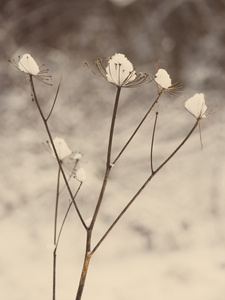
[154,68,182,95]
[44,137,82,177]
[94,53,149,87]
[9,53,52,84]
[185,93,208,119]
[155,68,172,89]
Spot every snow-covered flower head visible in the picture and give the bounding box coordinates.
[185,93,208,120]
[44,137,81,176]
[106,53,136,86]
[94,53,149,88]
[9,53,51,84]
[71,152,82,160]
[76,168,87,182]
[155,69,172,89]
[49,137,72,160]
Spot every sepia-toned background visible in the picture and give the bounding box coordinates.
[1,0,225,299]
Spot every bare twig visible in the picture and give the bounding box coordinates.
[46,74,63,121]
[150,112,159,173]
[29,75,87,230]
[91,119,199,255]
[112,90,163,165]
[53,167,61,300]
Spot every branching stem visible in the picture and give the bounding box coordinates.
[28,74,199,300]
[75,87,121,300]
[91,119,199,254]
[112,90,163,165]
[29,76,87,230]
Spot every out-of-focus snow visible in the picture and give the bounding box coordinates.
[1,66,225,299]
[1,0,225,298]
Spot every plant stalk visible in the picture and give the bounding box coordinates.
[90,86,121,230]
[75,87,121,300]
[91,119,199,254]
[53,167,61,300]
[75,251,92,300]
[112,90,163,165]
[29,76,87,229]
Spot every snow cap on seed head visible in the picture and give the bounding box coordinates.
[185,93,208,119]
[94,53,149,88]
[9,53,51,84]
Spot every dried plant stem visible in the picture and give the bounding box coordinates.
[74,89,198,300]
[75,87,122,300]
[75,245,92,300]
[53,167,61,300]
[106,87,122,167]
[29,75,199,300]
[46,74,62,121]
[91,119,199,254]
[54,183,83,300]
[150,112,159,173]
[112,90,163,165]
[29,76,87,230]
[56,182,83,250]
[53,248,57,300]
[90,86,121,230]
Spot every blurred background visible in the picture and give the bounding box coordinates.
[1,0,225,299]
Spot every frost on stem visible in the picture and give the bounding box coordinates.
[9,53,52,84]
[87,53,149,88]
[44,137,82,177]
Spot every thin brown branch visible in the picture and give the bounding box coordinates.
[53,167,61,300]
[91,119,199,254]
[112,90,163,165]
[29,76,87,230]
[46,74,63,121]
[150,112,159,173]
[89,86,121,230]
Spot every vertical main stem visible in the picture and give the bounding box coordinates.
[106,87,121,168]
[90,86,121,229]
[53,249,57,300]
[75,229,92,300]
[75,250,92,300]
[75,87,121,300]
[53,168,61,300]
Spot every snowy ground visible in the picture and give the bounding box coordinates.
[1,59,225,300]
